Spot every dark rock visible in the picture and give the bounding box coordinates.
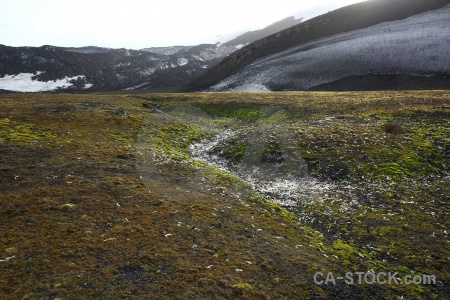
[383,123,406,134]
[142,103,157,109]
[260,141,284,163]
[115,264,149,286]
[115,109,127,116]
[143,103,164,113]
[260,150,284,163]
[318,163,349,181]
[116,153,134,159]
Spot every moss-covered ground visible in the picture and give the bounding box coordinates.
[0,91,449,299]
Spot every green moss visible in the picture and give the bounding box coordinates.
[0,118,57,142]
[264,201,296,220]
[257,107,291,125]
[0,117,11,126]
[232,283,253,295]
[126,114,145,126]
[222,140,248,161]
[194,103,261,121]
[5,247,17,254]
[332,239,358,260]
[373,162,405,180]
[109,132,134,143]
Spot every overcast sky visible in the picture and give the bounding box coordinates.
[1,0,365,49]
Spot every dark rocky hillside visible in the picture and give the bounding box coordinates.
[0,44,225,92]
[308,74,450,91]
[185,0,450,91]
[223,16,303,47]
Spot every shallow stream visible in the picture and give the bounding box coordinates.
[189,128,336,209]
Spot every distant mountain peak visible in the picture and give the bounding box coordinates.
[214,29,249,44]
[222,15,304,46]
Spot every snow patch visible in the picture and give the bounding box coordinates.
[141,46,189,55]
[115,62,131,68]
[140,67,157,76]
[231,84,270,92]
[177,58,189,66]
[0,72,92,92]
[124,82,149,90]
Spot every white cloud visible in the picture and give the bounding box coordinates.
[0,0,364,49]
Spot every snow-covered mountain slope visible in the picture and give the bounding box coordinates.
[0,13,307,93]
[0,44,235,93]
[185,0,450,92]
[209,4,450,91]
[0,44,225,92]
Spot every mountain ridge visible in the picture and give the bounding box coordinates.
[0,43,228,92]
[222,16,304,47]
[0,15,305,93]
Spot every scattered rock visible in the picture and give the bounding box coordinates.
[142,103,163,113]
[319,163,349,181]
[60,203,77,210]
[115,264,149,286]
[260,141,284,163]
[115,109,127,116]
[260,150,284,163]
[150,200,164,206]
[383,123,406,134]
[103,238,116,242]
[218,279,231,288]
[0,255,15,263]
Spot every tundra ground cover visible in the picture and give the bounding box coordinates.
[0,91,448,299]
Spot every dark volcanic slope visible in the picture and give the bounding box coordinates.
[185,0,450,91]
[206,4,450,91]
[308,74,450,91]
[223,16,304,47]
